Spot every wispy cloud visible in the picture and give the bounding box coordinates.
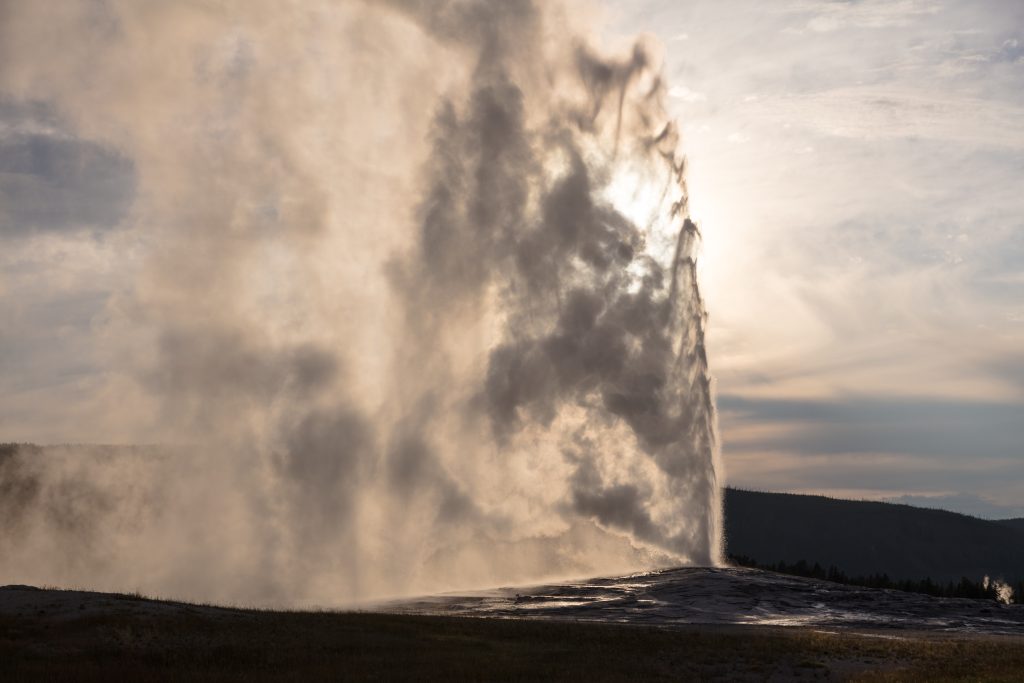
[607,0,1024,513]
[720,394,1024,459]
[780,0,941,33]
[743,87,1024,148]
[668,85,706,102]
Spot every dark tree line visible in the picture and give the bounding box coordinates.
[729,554,1023,604]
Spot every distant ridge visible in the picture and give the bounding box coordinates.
[724,488,1024,584]
[997,518,1024,534]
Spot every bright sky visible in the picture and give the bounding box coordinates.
[605,0,1024,517]
[0,0,1021,519]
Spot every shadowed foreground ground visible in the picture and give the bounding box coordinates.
[2,586,1023,681]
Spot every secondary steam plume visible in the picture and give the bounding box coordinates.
[0,0,721,605]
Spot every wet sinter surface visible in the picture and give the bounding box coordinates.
[379,567,1024,635]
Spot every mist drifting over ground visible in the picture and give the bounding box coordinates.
[0,0,721,605]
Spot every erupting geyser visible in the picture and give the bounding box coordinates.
[0,0,721,605]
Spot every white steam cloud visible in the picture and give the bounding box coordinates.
[0,0,721,605]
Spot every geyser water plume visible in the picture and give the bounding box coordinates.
[0,0,721,605]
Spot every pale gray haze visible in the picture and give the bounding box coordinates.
[0,0,720,604]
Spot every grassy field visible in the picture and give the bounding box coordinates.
[1,593,1023,681]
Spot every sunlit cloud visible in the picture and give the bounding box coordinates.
[668,85,706,102]
[606,0,1024,516]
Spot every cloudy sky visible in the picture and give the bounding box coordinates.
[1,0,1021,518]
[603,0,1024,517]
